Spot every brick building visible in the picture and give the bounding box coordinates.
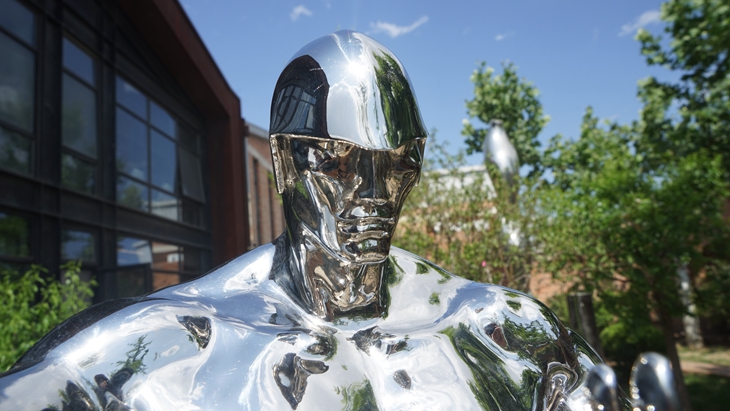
[0,0,267,302]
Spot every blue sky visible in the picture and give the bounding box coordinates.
[179,0,671,164]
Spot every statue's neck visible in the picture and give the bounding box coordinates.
[283,230,387,321]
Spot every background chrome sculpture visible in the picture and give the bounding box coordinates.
[0,30,678,411]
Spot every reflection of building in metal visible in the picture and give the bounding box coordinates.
[0,0,256,301]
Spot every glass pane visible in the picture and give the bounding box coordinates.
[0,31,35,132]
[151,130,175,191]
[182,247,201,272]
[62,74,97,158]
[0,126,31,174]
[116,107,147,180]
[178,126,198,155]
[178,147,205,202]
[117,266,147,298]
[150,101,175,138]
[61,229,95,262]
[117,236,151,265]
[181,199,203,227]
[61,153,95,193]
[0,0,35,46]
[0,261,28,273]
[153,271,179,291]
[0,212,29,257]
[62,38,94,85]
[151,242,179,271]
[117,176,149,211]
[151,189,178,220]
[115,76,146,119]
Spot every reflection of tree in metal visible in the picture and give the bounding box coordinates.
[392,369,411,390]
[92,367,133,410]
[372,53,425,148]
[336,379,378,411]
[42,381,95,411]
[272,353,328,409]
[177,315,211,349]
[113,336,150,376]
[441,323,539,410]
[46,337,149,410]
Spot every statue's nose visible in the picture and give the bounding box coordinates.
[355,151,388,200]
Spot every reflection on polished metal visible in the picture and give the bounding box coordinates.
[585,364,621,411]
[0,30,675,411]
[483,119,519,188]
[629,353,681,411]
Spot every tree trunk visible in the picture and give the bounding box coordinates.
[656,301,693,411]
[568,292,606,360]
[677,264,704,349]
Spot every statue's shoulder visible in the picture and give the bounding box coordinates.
[386,246,575,344]
[7,243,281,374]
[151,241,277,301]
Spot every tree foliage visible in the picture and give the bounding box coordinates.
[394,135,542,292]
[449,2,730,409]
[462,62,549,175]
[0,262,96,371]
[636,0,730,173]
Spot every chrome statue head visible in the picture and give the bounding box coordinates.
[270,30,427,264]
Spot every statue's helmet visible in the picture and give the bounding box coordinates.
[269,30,427,192]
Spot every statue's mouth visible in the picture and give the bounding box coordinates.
[336,217,396,240]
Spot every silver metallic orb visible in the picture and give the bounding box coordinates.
[483,119,519,188]
[0,30,675,411]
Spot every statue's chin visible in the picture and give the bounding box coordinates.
[340,238,390,264]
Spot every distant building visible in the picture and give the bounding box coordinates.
[244,123,285,249]
[0,0,255,302]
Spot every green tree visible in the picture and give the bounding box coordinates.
[540,109,729,411]
[636,0,730,174]
[394,135,542,292]
[462,62,550,175]
[0,262,96,371]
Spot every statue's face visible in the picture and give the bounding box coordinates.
[275,135,425,263]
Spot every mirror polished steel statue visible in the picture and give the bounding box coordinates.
[0,30,677,411]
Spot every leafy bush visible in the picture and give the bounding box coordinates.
[0,262,95,371]
[593,297,665,371]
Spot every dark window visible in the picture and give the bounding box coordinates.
[62,37,94,84]
[116,106,147,180]
[150,101,175,137]
[0,127,31,174]
[61,229,95,262]
[61,36,97,194]
[0,0,35,46]
[117,236,200,295]
[117,236,151,266]
[61,153,95,193]
[0,0,35,176]
[0,31,35,133]
[0,211,29,258]
[151,130,176,191]
[117,175,149,211]
[115,76,206,226]
[116,76,146,118]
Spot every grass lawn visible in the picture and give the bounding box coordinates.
[678,345,730,367]
[685,373,730,411]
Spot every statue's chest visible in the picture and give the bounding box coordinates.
[219,325,483,411]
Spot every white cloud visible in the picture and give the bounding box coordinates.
[291,5,313,21]
[494,31,514,41]
[619,10,660,36]
[370,15,428,38]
